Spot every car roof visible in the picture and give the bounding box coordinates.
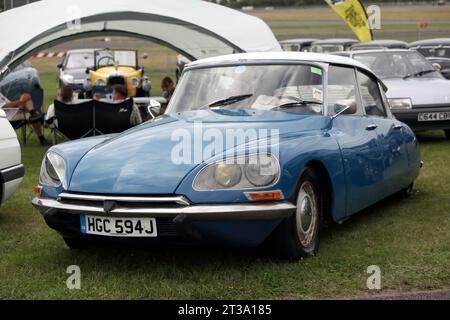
[189,51,376,75]
[279,38,318,44]
[66,49,100,54]
[408,38,450,47]
[351,39,408,49]
[345,48,416,56]
[312,38,358,45]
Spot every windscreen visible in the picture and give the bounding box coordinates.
[168,64,324,115]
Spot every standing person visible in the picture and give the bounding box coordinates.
[0,90,50,146]
[111,85,142,126]
[161,76,175,114]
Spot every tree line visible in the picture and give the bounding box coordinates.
[208,0,441,8]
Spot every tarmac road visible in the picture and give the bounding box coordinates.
[355,289,450,300]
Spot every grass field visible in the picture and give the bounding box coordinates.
[0,131,449,299]
[1,4,450,300]
[254,5,450,40]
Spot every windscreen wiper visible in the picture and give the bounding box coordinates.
[403,69,436,79]
[201,94,253,109]
[277,100,322,109]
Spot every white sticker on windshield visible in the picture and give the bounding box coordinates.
[234,66,247,74]
[313,88,323,102]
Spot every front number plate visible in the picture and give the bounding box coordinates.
[418,112,450,122]
[80,215,157,237]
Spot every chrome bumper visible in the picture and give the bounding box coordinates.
[32,197,296,221]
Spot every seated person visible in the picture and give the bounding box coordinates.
[0,89,49,146]
[111,85,143,126]
[161,77,175,114]
[45,85,77,126]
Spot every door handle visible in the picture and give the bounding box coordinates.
[366,124,378,131]
[394,124,404,130]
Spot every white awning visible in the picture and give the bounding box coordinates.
[0,0,280,74]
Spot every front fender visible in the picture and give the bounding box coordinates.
[40,135,117,198]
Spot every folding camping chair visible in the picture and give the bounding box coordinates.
[52,100,95,144]
[9,88,44,145]
[93,99,134,135]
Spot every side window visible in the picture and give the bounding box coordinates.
[357,71,387,117]
[327,65,359,116]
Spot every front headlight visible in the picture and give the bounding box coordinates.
[39,152,67,189]
[96,78,106,86]
[130,77,140,87]
[61,74,74,84]
[388,98,412,110]
[193,154,280,191]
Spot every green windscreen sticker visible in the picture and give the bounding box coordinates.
[310,67,323,76]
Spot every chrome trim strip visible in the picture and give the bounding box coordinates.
[58,192,191,206]
[0,164,25,182]
[32,197,296,221]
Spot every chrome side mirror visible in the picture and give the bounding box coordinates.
[147,99,162,120]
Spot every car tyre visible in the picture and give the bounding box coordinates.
[271,167,323,261]
[445,130,450,140]
[63,237,88,250]
[398,183,414,198]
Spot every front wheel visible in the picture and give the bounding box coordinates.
[63,237,88,250]
[271,168,322,261]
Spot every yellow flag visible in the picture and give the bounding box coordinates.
[324,0,373,42]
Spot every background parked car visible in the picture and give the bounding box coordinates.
[0,108,24,205]
[0,61,41,101]
[84,49,151,98]
[310,38,358,53]
[279,38,318,52]
[334,49,450,138]
[351,39,408,51]
[408,38,450,80]
[58,49,97,98]
[426,57,450,79]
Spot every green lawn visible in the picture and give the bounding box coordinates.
[0,130,449,299]
[1,3,450,300]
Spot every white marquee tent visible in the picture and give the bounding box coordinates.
[0,0,281,77]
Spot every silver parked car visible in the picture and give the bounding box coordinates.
[279,38,318,52]
[58,49,97,97]
[310,38,358,53]
[334,49,450,138]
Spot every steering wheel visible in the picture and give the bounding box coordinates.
[97,56,115,67]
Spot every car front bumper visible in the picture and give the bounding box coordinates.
[0,164,24,204]
[393,105,450,131]
[32,195,296,246]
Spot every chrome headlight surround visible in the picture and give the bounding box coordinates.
[96,78,106,86]
[388,98,412,110]
[39,152,67,189]
[193,154,280,191]
[130,77,140,88]
[61,74,74,84]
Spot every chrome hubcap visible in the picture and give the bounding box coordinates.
[296,181,318,248]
